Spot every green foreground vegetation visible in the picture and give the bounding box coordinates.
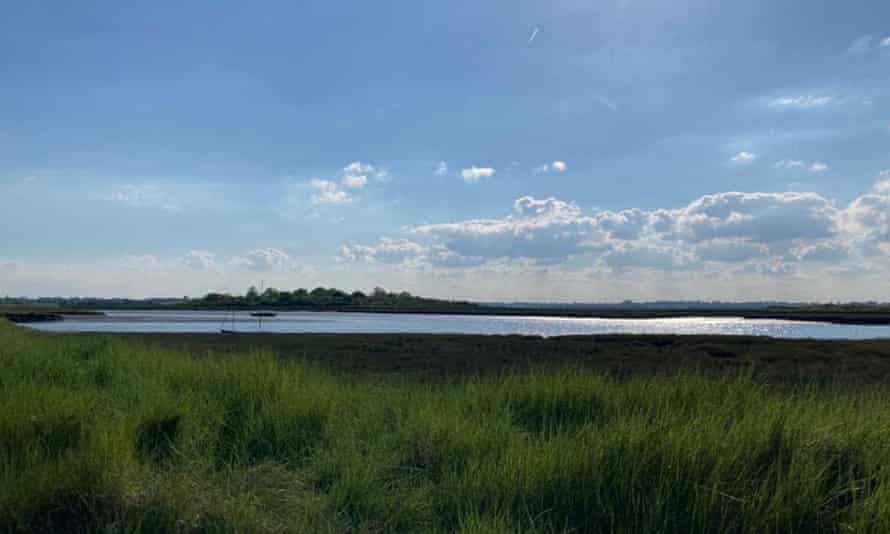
[5,322,890,532]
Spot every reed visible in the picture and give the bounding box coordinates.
[3,320,890,533]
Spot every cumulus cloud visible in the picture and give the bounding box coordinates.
[400,191,839,264]
[665,191,838,244]
[341,177,890,274]
[695,240,767,263]
[234,248,291,271]
[731,152,757,163]
[342,174,368,188]
[534,161,568,174]
[342,161,385,188]
[413,197,603,260]
[768,96,834,109]
[603,245,689,270]
[788,241,849,262]
[340,238,428,265]
[460,166,496,183]
[840,178,890,246]
[310,178,352,205]
[181,250,217,270]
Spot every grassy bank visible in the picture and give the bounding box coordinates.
[5,322,890,532]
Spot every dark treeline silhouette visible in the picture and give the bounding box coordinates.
[1,287,481,313]
[198,286,480,311]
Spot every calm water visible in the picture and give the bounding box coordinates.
[24,310,890,339]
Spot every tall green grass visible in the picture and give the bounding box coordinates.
[3,321,890,532]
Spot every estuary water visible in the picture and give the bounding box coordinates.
[25,310,890,339]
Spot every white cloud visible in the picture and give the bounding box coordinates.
[342,174,368,188]
[435,161,448,176]
[664,191,838,244]
[731,152,757,163]
[768,96,834,109]
[788,241,849,263]
[347,182,887,274]
[340,238,429,265]
[774,159,805,169]
[533,161,568,174]
[182,250,217,270]
[881,37,890,48]
[234,248,290,271]
[110,185,179,211]
[874,171,890,194]
[839,176,890,246]
[774,159,829,173]
[341,161,385,188]
[310,178,352,205]
[413,196,601,260]
[460,166,496,183]
[695,240,767,263]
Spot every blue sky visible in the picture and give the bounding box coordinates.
[2,0,890,301]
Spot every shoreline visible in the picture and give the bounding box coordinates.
[10,306,890,326]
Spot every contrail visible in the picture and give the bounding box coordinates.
[528,27,539,44]
[594,93,619,112]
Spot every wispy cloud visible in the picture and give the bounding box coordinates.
[774,159,829,173]
[731,152,757,163]
[534,161,568,174]
[774,159,805,169]
[110,184,180,211]
[310,178,352,205]
[847,34,890,54]
[594,93,619,112]
[768,95,834,109]
[434,161,448,176]
[848,34,874,55]
[527,27,539,44]
[460,166,496,183]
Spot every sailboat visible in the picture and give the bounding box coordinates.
[220,309,238,334]
[249,281,277,319]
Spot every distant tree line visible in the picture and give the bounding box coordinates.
[0,288,481,312]
[196,286,479,311]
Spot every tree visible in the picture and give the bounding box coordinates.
[262,287,279,299]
